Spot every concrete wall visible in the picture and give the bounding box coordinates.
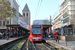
[60,36,75,41]
[18,17,27,29]
[60,36,66,41]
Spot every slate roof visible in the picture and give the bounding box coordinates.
[23,4,30,12]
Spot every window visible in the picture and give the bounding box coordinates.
[0,21,1,26]
[63,12,68,18]
[3,21,5,26]
[26,13,28,16]
[23,13,25,16]
[63,18,69,23]
[7,21,9,24]
[32,25,41,35]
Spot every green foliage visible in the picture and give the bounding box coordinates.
[0,0,16,19]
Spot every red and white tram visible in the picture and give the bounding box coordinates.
[29,24,43,42]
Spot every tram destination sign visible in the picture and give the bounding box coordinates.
[32,25,41,28]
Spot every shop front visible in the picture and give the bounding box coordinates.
[59,25,75,41]
[63,25,73,36]
[53,24,62,34]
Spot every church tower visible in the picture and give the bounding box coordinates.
[22,4,30,25]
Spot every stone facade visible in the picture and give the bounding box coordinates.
[22,4,30,26]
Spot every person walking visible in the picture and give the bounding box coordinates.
[0,32,3,39]
[53,31,59,42]
[43,31,46,38]
[3,32,6,39]
[6,32,9,40]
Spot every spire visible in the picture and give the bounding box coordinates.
[23,4,30,12]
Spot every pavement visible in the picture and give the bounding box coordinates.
[44,38,75,50]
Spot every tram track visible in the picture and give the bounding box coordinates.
[43,42,59,50]
[5,37,27,50]
[27,40,58,50]
[27,41,55,50]
[6,37,59,50]
[33,42,51,50]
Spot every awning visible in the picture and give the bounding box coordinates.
[6,24,30,32]
[42,25,52,31]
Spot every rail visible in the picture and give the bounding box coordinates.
[5,39,21,50]
[32,42,37,50]
[20,38,28,50]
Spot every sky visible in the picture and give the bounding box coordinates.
[16,0,64,24]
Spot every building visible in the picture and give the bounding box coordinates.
[0,0,19,32]
[10,0,19,24]
[33,20,43,24]
[22,4,30,29]
[33,20,50,25]
[0,0,30,32]
[53,0,75,41]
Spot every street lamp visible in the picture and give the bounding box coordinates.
[52,22,55,39]
[52,22,55,25]
[52,21,55,32]
[60,17,64,36]
[60,18,64,21]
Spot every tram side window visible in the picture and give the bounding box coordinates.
[23,13,25,16]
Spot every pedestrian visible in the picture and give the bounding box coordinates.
[43,31,46,38]
[6,32,9,40]
[48,32,50,37]
[0,32,3,39]
[53,31,59,42]
[3,32,6,39]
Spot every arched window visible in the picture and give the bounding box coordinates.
[23,13,25,16]
[26,13,28,16]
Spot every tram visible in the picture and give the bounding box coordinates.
[29,24,43,42]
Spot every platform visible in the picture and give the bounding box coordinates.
[44,38,75,50]
[0,36,25,49]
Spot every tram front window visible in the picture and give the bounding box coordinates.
[32,26,41,35]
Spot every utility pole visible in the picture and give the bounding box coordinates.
[50,15,52,34]
[50,15,52,25]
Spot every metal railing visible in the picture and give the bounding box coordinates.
[50,35,75,46]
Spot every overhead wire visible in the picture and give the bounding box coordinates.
[53,0,62,18]
[36,0,43,17]
[17,0,23,14]
[34,0,40,19]
[34,0,43,19]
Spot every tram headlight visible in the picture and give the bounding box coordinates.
[32,37,35,39]
[39,37,42,39]
[32,37,42,39]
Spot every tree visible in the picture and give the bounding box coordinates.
[0,0,16,20]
